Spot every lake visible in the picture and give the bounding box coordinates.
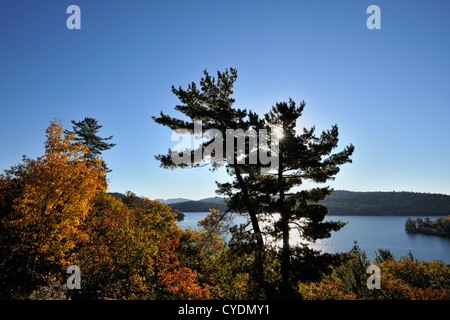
[177,213,450,263]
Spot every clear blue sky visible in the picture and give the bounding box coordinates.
[1,0,449,199]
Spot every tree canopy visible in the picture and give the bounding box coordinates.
[0,120,107,296]
[153,68,355,297]
[65,117,116,173]
[405,216,450,238]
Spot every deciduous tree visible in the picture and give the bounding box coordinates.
[0,120,106,297]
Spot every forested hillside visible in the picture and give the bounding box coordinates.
[168,200,228,213]
[161,191,450,216]
[109,192,185,221]
[321,191,450,216]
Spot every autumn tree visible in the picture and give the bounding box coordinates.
[298,246,450,300]
[155,229,211,300]
[178,209,272,299]
[0,120,106,298]
[75,193,210,300]
[75,193,160,299]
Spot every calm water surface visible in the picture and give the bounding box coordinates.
[177,213,450,263]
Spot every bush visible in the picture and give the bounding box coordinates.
[29,281,67,300]
[298,245,450,300]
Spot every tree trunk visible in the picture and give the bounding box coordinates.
[278,152,290,298]
[234,166,266,296]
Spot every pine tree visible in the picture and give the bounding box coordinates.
[153,68,268,297]
[261,99,354,297]
[65,117,116,172]
[153,69,355,298]
[217,99,354,297]
[405,217,417,233]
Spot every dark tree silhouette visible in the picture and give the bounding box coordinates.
[65,117,116,173]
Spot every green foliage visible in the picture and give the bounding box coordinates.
[0,121,106,299]
[168,200,227,213]
[153,68,269,296]
[110,191,186,221]
[298,245,450,300]
[65,117,116,173]
[28,280,67,300]
[153,68,355,298]
[321,190,450,216]
[253,99,354,298]
[405,216,450,237]
[0,122,207,300]
[329,244,374,299]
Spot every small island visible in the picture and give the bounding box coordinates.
[405,216,450,238]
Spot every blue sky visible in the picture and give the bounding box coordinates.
[1,0,449,199]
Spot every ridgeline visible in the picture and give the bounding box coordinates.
[156,191,450,216]
[321,190,450,216]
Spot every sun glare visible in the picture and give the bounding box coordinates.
[272,126,284,140]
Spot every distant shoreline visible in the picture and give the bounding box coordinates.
[110,191,450,217]
[181,212,447,216]
[170,191,450,216]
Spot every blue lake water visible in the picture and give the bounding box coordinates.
[177,213,450,263]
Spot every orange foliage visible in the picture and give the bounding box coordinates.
[298,279,358,300]
[2,120,106,275]
[76,193,210,299]
[75,194,160,299]
[299,254,450,300]
[156,229,210,299]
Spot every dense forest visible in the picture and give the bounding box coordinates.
[321,191,450,216]
[168,199,228,213]
[109,192,186,221]
[405,216,450,238]
[162,190,450,216]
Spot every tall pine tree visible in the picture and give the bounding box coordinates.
[65,118,116,173]
[264,99,354,297]
[153,69,354,298]
[153,68,268,296]
[217,99,354,297]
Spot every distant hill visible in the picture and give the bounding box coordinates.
[157,196,223,204]
[168,199,227,213]
[111,191,450,216]
[197,196,224,203]
[109,192,126,200]
[157,196,227,213]
[157,198,192,204]
[108,192,185,221]
[320,191,450,216]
